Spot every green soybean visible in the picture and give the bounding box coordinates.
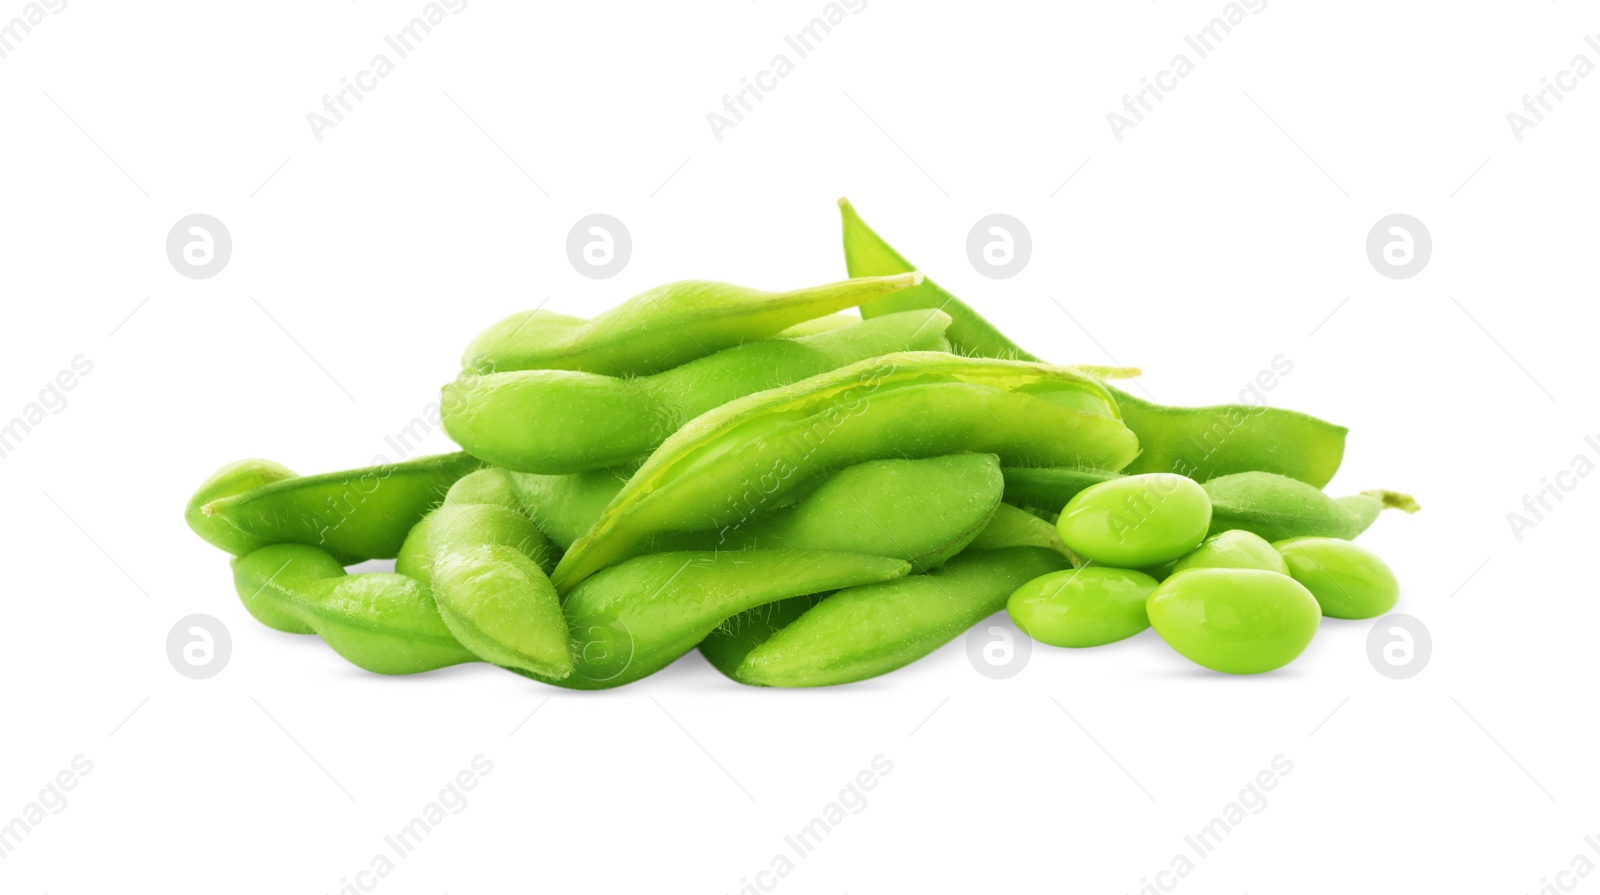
[1273,537,1399,620]
[231,544,476,674]
[551,352,1140,592]
[1146,568,1321,674]
[1006,566,1158,648]
[699,595,825,679]
[462,273,923,376]
[1170,530,1289,575]
[190,452,484,564]
[444,309,953,474]
[1056,473,1212,568]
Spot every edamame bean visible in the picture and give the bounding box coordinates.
[231,544,477,674]
[551,352,1140,591]
[1006,566,1158,648]
[462,273,923,377]
[1146,569,1321,674]
[505,463,637,550]
[443,309,953,473]
[559,550,911,688]
[1006,468,1419,542]
[427,470,570,679]
[1272,537,1399,619]
[839,198,1039,361]
[1170,530,1289,575]
[699,595,824,679]
[189,452,484,564]
[1056,473,1211,568]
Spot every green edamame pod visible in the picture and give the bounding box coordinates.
[1335,490,1421,537]
[735,546,1069,687]
[185,459,298,555]
[699,595,824,679]
[190,452,484,564]
[839,198,1039,361]
[557,550,911,689]
[231,544,477,674]
[1203,472,1419,541]
[504,463,637,550]
[427,470,570,679]
[1000,466,1119,512]
[647,454,1004,573]
[443,309,954,474]
[959,502,1076,559]
[1107,387,1347,488]
[462,273,924,377]
[551,352,1139,592]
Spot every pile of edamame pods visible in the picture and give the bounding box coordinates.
[186,199,1418,684]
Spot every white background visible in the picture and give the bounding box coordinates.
[2,1,1597,892]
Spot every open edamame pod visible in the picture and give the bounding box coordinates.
[442,309,954,474]
[550,352,1139,592]
[189,452,484,564]
[426,470,571,679]
[231,543,477,674]
[462,273,923,377]
[552,550,912,689]
[839,198,1039,361]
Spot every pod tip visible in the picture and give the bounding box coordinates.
[836,196,851,209]
[909,270,925,286]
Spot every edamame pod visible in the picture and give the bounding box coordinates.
[1335,490,1421,537]
[462,273,924,376]
[191,452,484,564]
[646,453,1004,572]
[551,352,1140,591]
[839,198,1039,360]
[1001,466,1119,512]
[735,546,1069,687]
[185,458,299,556]
[699,595,824,679]
[427,470,570,679]
[442,309,954,474]
[1203,472,1417,541]
[1004,468,1419,541]
[504,463,638,550]
[1107,387,1347,488]
[231,544,477,674]
[558,550,912,689]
